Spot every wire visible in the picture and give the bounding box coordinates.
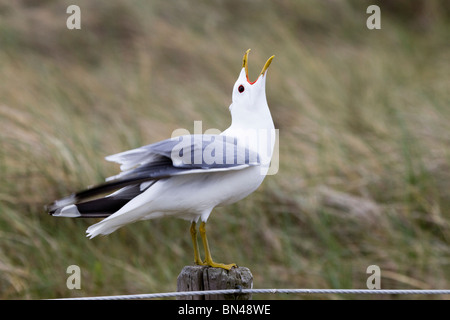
[52,288,450,300]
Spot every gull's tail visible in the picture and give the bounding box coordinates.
[46,181,155,219]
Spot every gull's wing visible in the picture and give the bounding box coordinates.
[47,134,260,215]
[105,134,260,180]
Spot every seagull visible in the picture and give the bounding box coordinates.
[47,49,276,270]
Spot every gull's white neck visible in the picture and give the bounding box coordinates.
[222,102,275,167]
[224,101,274,135]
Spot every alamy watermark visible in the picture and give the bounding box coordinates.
[67,4,381,31]
[366,5,381,30]
[66,265,81,290]
[64,264,382,291]
[171,121,279,175]
[366,265,381,289]
[66,5,81,30]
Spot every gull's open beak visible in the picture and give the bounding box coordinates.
[242,49,275,84]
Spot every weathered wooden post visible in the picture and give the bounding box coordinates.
[177,266,253,300]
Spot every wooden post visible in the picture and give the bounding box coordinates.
[177,266,253,300]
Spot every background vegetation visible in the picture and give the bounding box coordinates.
[0,0,449,299]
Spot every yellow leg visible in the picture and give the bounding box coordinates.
[199,222,236,271]
[190,221,205,266]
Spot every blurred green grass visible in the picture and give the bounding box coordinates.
[0,0,449,299]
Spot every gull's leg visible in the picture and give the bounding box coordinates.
[190,221,205,266]
[199,222,236,270]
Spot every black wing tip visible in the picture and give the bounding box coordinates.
[46,193,78,215]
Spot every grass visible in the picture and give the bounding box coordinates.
[0,0,449,299]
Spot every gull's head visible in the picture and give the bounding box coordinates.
[229,49,274,122]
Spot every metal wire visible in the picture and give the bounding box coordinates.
[52,288,450,300]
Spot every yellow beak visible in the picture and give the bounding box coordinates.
[242,49,275,84]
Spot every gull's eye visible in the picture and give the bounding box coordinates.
[238,85,245,93]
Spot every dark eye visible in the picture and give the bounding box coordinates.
[238,85,245,93]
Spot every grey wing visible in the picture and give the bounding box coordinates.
[55,135,259,205]
[105,134,261,181]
